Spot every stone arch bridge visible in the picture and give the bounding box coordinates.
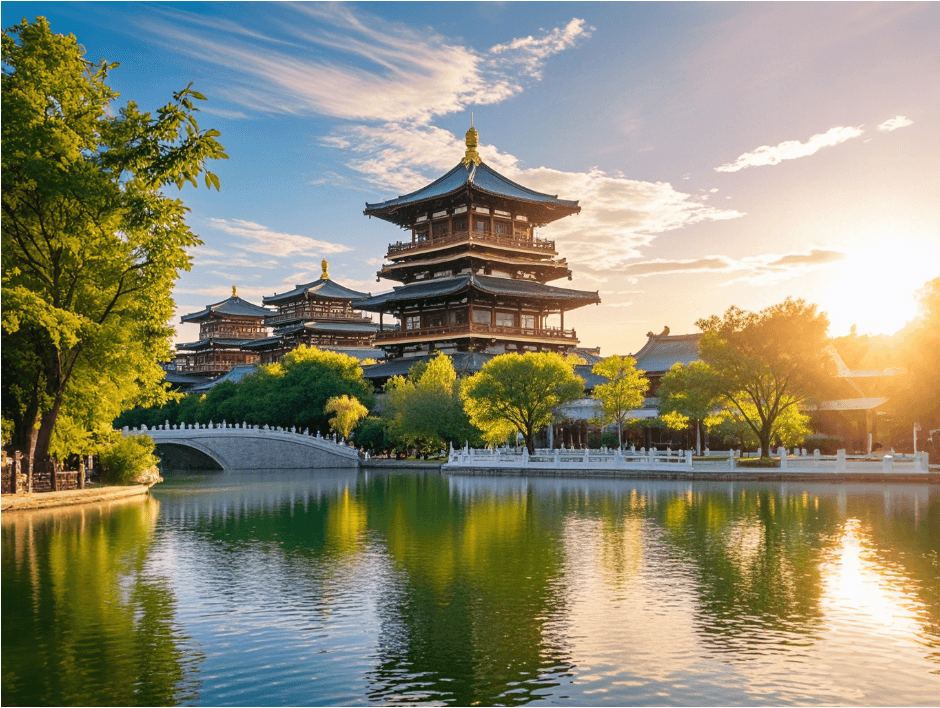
[125,422,360,470]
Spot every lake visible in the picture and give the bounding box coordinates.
[2,469,939,706]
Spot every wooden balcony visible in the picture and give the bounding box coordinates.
[374,322,577,345]
[387,230,555,258]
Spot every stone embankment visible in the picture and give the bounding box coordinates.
[1,485,151,512]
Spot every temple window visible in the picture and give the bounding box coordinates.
[472,309,492,325]
[495,311,516,328]
[405,315,420,330]
[425,312,446,328]
[494,220,510,236]
[473,218,487,233]
[433,221,448,237]
[452,216,467,232]
[521,314,536,329]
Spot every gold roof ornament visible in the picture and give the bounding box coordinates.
[232,285,238,297]
[462,125,482,167]
[321,259,330,280]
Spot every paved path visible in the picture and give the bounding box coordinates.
[1,485,150,512]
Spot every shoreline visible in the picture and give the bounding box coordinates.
[440,465,940,483]
[1,484,151,512]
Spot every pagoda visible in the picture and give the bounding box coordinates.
[176,287,273,376]
[355,126,599,360]
[242,260,383,364]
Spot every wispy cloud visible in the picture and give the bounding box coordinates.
[615,248,846,285]
[878,115,913,131]
[208,218,352,257]
[715,126,864,172]
[139,5,589,124]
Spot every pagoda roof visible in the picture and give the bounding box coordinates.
[364,160,580,227]
[264,277,370,305]
[175,338,255,351]
[180,295,273,323]
[352,274,599,312]
[631,333,702,374]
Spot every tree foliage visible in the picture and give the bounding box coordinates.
[696,298,831,457]
[384,354,483,456]
[893,276,940,430]
[115,346,374,435]
[657,361,721,454]
[591,355,648,449]
[461,352,584,454]
[325,395,369,439]
[1,18,226,468]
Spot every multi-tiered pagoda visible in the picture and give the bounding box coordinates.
[355,127,599,361]
[176,287,273,376]
[242,260,382,364]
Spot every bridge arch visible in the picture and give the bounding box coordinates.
[154,441,227,471]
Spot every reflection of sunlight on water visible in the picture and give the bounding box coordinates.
[821,519,922,638]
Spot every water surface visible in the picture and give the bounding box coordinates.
[3,470,939,706]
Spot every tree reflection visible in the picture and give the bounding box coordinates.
[1,498,201,706]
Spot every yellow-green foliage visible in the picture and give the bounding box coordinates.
[99,435,159,485]
[325,395,369,439]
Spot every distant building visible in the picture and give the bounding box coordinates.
[176,287,273,377]
[243,260,384,364]
[354,125,600,383]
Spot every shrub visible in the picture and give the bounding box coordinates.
[803,434,844,455]
[99,435,159,485]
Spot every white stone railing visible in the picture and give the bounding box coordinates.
[444,444,932,475]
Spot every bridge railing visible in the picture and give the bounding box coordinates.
[124,421,361,458]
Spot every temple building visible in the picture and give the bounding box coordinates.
[242,260,383,364]
[354,126,600,362]
[175,287,273,377]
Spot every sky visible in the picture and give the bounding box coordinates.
[4,2,939,355]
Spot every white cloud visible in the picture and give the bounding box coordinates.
[877,115,913,131]
[612,248,846,286]
[140,6,588,124]
[207,218,352,258]
[715,125,864,172]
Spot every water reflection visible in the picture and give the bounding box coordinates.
[1,497,201,706]
[2,472,938,706]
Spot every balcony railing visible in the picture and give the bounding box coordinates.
[387,230,555,257]
[375,322,577,343]
[266,309,367,326]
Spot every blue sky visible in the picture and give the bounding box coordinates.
[5,2,939,354]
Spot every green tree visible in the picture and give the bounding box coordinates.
[657,361,721,455]
[461,352,584,455]
[696,298,832,457]
[893,276,940,432]
[325,395,369,440]
[591,355,648,449]
[707,399,812,452]
[1,18,226,471]
[384,354,482,455]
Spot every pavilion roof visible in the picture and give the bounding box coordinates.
[264,277,370,305]
[364,160,580,227]
[631,333,702,374]
[352,274,599,312]
[180,295,273,323]
[175,338,255,351]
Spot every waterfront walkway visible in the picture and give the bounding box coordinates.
[1,484,151,512]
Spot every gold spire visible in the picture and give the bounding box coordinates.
[232,285,238,298]
[462,125,481,167]
[321,259,330,280]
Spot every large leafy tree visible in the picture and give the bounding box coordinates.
[1,18,226,469]
[461,352,584,454]
[893,276,940,432]
[384,354,483,455]
[326,395,369,440]
[696,298,832,457]
[591,355,648,449]
[657,361,721,455]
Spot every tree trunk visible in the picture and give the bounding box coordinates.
[31,397,63,473]
[695,421,702,456]
[525,423,535,455]
[617,421,623,450]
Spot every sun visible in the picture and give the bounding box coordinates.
[821,238,939,337]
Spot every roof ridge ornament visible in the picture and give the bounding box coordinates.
[232,285,238,298]
[321,259,330,280]
[462,125,482,167]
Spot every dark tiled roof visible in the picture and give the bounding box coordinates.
[361,351,495,383]
[175,338,254,351]
[364,161,580,225]
[574,364,609,392]
[631,333,702,374]
[303,320,381,334]
[188,364,259,393]
[264,278,370,305]
[180,296,273,323]
[353,274,599,311]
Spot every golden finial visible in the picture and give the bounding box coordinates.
[462,124,481,167]
[321,259,330,280]
[232,285,238,297]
